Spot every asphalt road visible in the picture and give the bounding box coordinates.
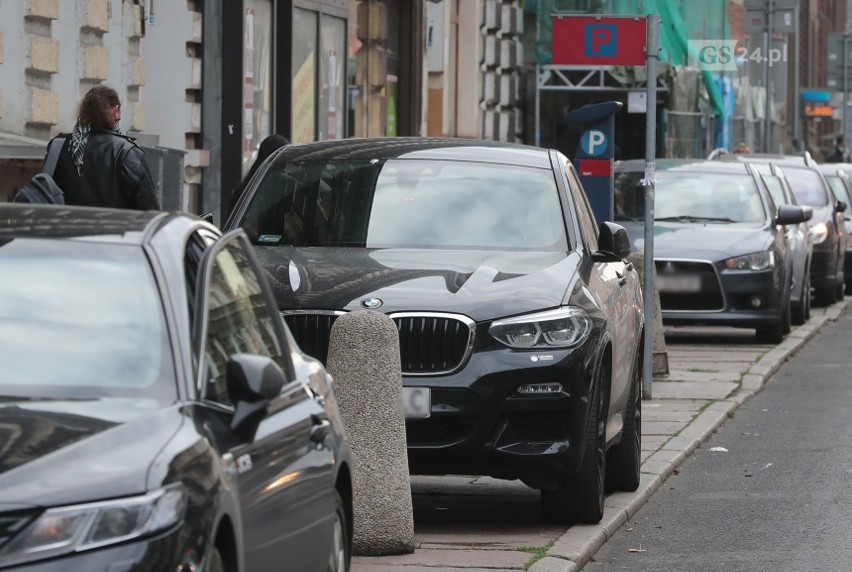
[586,307,852,572]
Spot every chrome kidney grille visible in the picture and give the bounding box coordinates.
[282,311,475,375]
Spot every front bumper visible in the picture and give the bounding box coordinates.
[659,265,783,329]
[404,336,600,491]
[1,527,199,572]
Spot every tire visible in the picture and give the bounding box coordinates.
[791,272,809,326]
[606,347,642,493]
[781,297,792,335]
[327,490,351,572]
[816,283,838,307]
[755,321,783,344]
[207,547,225,572]
[541,362,607,525]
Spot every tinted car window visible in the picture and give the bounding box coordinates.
[782,167,830,206]
[762,175,788,206]
[565,160,598,251]
[825,175,852,206]
[615,171,765,223]
[0,239,176,403]
[242,159,568,251]
[202,241,286,407]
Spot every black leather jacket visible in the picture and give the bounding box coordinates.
[52,131,160,210]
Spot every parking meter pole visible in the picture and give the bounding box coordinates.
[793,4,802,150]
[642,14,659,401]
[535,63,542,147]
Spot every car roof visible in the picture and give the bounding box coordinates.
[0,204,186,245]
[817,163,852,174]
[267,137,554,169]
[616,158,750,173]
[717,153,815,168]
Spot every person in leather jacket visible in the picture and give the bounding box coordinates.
[52,85,160,210]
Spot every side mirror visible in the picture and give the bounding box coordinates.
[776,205,811,226]
[594,221,632,262]
[227,354,286,441]
[836,201,848,214]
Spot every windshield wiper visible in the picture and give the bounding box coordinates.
[655,215,735,223]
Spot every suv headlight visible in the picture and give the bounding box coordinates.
[724,251,774,271]
[489,307,592,349]
[0,484,185,568]
[810,222,829,244]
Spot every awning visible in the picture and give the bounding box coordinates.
[0,132,47,160]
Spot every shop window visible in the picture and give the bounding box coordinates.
[348,0,400,138]
[243,0,274,176]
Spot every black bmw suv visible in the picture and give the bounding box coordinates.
[226,137,645,525]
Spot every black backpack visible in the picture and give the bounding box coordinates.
[13,137,66,205]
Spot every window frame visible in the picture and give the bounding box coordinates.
[192,228,296,407]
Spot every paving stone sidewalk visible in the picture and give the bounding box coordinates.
[352,299,850,572]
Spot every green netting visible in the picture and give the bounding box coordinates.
[531,0,729,116]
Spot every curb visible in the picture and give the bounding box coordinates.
[529,298,850,572]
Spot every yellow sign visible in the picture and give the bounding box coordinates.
[292,52,315,143]
[804,103,833,117]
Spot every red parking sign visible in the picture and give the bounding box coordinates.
[552,16,647,66]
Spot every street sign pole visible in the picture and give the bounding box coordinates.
[793,3,801,150]
[642,14,659,401]
[844,35,849,152]
[763,0,774,152]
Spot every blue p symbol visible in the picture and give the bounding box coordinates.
[584,24,617,57]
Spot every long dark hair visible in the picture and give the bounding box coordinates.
[77,85,120,131]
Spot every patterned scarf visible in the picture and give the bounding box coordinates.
[69,121,124,176]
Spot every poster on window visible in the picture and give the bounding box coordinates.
[293,52,316,144]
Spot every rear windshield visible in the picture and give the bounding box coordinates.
[614,171,766,223]
[0,239,177,403]
[239,159,569,251]
[781,168,829,206]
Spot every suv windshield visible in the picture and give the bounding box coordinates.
[241,159,568,251]
[615,171,766,223]
[0,239,177,403]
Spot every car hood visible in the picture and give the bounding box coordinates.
[255,246,579,322]
[0,398,183,507]
[621,221,773,261]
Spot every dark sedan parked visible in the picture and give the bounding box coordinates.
[614,159,810,343]
[817,164,852,293]
[720,153,846,305]
[226,137,645,525]
[0,205,352,572]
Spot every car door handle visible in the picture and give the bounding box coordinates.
[310,418,331,443]
[615,270,627,286]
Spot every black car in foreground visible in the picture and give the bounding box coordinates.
[226,137,645,525]
[0,205,352,571]
[614,159,810,343]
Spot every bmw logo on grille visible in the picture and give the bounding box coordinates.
[361,298,383,309]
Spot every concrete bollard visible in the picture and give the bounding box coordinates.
[628,252,669,376]
[325,310,416,556]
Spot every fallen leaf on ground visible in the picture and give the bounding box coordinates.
[709,447,729,452]
[628,548,647,553]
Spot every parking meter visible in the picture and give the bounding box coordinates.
[563,101,623,223]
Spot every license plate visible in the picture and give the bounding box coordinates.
[657,274,702,293]
[402,387,431,419]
